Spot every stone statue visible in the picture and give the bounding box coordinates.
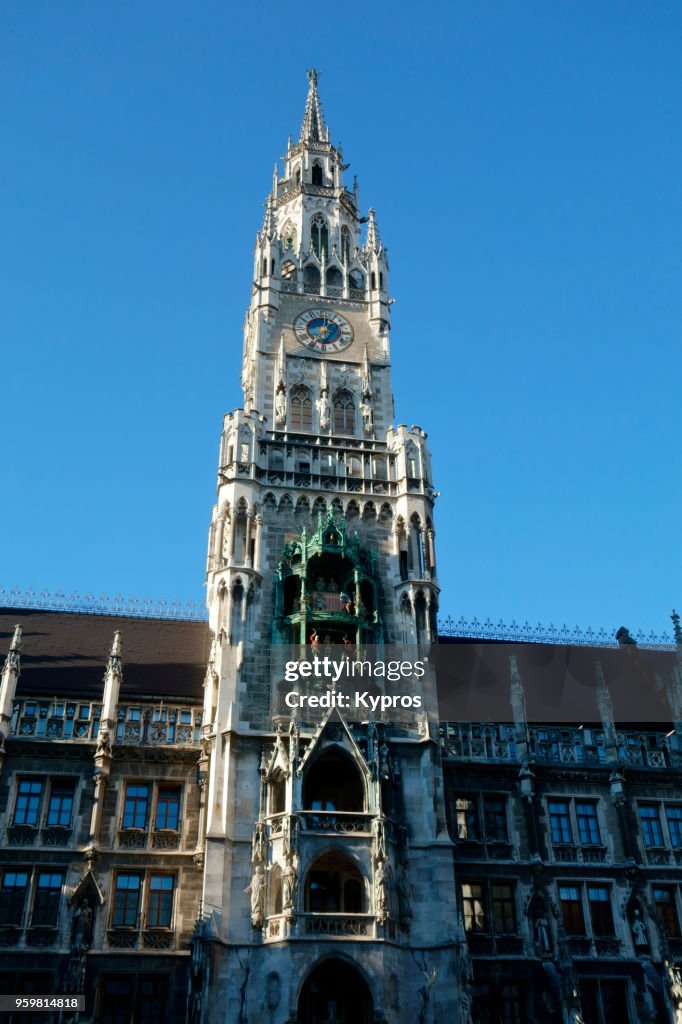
[71,899,93,954]
[95,725,111,757]
[632,909,648,948]
[275,387,287,427]
[373,817,387,862]
[360,399,373,434]
[534,915,552,955]
[282,861,296,911]
[246,866,265,928]
[252,822,265,864]
[316,393,330,431]
[375,862,389,921]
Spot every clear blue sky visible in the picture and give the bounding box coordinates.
[2,2,680,636]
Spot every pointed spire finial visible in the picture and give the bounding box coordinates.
[300,69,326,143]
[262,195,276,239]
[3,625,22,672]
[365,208,381,252]
[672,609,682,644]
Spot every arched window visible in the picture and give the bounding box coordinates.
[326,266,342,288]
[303,264,320,290]
[312,161,323,186]
[305,852,365,913]
[294,165,301,186]
[334,392,355,435]
[341,226,352,265]
[349,269,364,291]
[379,272,384,289]
[290,387,312,432]
[303,750,364,811]
[262,258,267,276]
[269,774,286,815]
[370,271,376,290]
[310,215,328,258]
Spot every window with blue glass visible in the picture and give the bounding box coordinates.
[13,780,43,826]
[147,876,174,928]
[639,805,664,847]
[47,780,76,827]
[549,800,572,844]
[666,806,682,847]
[576,802,601,845]
[155,788,181,831]
[112,874,141,927]
[0,871,29,926]
[123,785,150,830]
[31,872,63,927]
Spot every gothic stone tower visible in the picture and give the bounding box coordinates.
[196,71,458,1024]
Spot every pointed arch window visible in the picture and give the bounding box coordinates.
[310,215,328,259]
[305,853,365,913]
[334,391,355,435]
[311,161,323,186]
[290,386,313,432]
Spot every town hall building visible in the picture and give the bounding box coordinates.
[1,71,682,1024]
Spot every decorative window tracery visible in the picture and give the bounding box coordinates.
[290,387,313,432]
[310,215,329,259]
[333,391,355,435]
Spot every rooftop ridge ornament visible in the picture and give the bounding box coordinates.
[299,68,327,143]
[672,609,682,644]
[0,585,207,622]
[437,614,674,650]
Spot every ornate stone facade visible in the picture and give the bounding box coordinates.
[1,71,682,1024]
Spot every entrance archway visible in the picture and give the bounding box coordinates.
[298,958,373,1024]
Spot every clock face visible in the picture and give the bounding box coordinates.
[293,308,353,353]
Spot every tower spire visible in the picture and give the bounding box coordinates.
[299,68,327,143]
[365,207,381,252]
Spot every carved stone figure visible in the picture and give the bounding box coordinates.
[252,822,265,864]
[71,899,93,954]
[373,817,387,861]
[246,866,265,928]
[631,908,648,948]
[375,862,389,921]
[95,725,111,757]
[360,399,373,433]
[282,862,296,911]
[534,915,552,955]
[316,393,330,431]
[275,387,287,427]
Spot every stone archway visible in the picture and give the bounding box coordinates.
[297,957,373,1024]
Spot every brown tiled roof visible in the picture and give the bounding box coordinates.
[0,609,211,702]
[435,637,679,725]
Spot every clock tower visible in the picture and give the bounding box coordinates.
[196,71,458,1023]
